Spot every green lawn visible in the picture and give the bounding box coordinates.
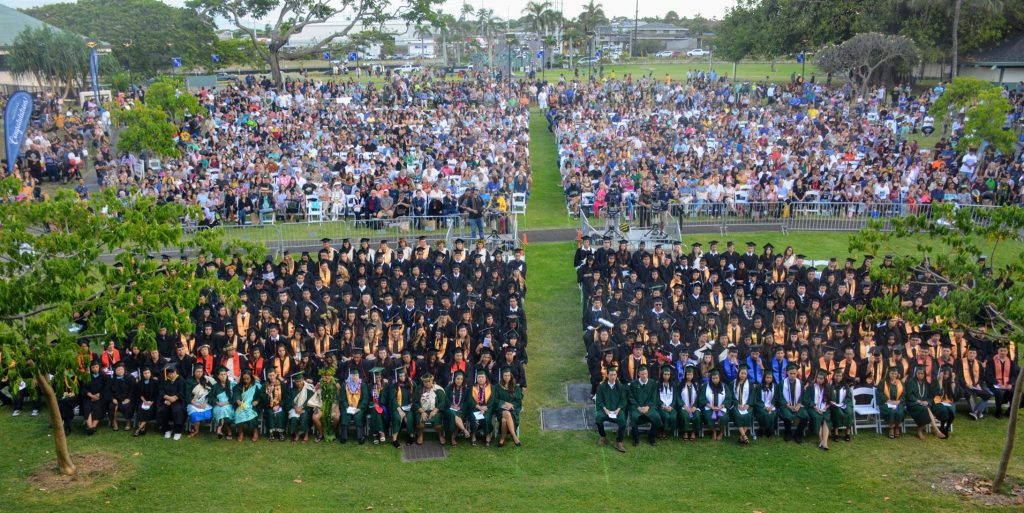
[1,237,1022,512]
[585,62,824,83]
[524,108,576,231]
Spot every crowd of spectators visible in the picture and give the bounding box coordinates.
[548,73,1024,222]
[4,71,535,240]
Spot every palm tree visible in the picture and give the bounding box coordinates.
[578,0,607,33]
[914,0,1003,78]
[476,8,499,67]
[523,1,553,35]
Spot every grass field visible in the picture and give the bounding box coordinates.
[2,237,1023,513]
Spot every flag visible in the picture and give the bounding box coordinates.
[171,57,182,68]
[4,91,33,176]
[796,52,805,64]
[89,48,102,113]
[212,54,221,63]
[323,51,331,60]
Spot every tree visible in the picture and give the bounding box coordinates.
[843,204,1024,493]
[913,0,1003,78]
[7,26,93,99]
[24,0,219,78]
[578,0,607,33]
[665,11,680,24]
[189,0,443,85]
[816,32,918,99]
[714,1,757,68]
[476,8,500,68]
[144,80,202,122]
[108,105,182,158]
[929,76,1016,160]
[0,182,261,476]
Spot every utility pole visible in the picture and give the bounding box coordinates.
[633,0,639,57]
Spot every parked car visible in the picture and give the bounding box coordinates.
[577,56,598,65]
[687,48,711,57]
[396,64,420,74]
[655,50,675,58]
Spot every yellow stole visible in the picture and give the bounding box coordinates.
[346,386,362,406]
[882,380,904,402]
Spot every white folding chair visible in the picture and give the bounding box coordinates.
[511,192,527,215]
[852,387,881,434]
[306,195,324,223]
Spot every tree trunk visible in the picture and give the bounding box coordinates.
[268,49,283,85]
[951,0,961,79]
[36,370,76,476]
[992,365,1024,493]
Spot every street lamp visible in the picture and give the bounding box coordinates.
[122,40,133,87]
[505,33,515,83]
[585,30,595,82]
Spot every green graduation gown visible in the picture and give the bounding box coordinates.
[595,380,628,430]
[699,382,729,428]
[829,384,854,431]
[263,384,287,433]
[469,383,495,436]
[729,380,754,428]
[930,382,958,424]
[413,384,447,426]
[366,383,388,434]
[801,383,831,435]
[286,383,312,435]
[905,377,934,428]
[494,384,523,428]
[876,380,906,425]
[230,383,263,429]
[655,382,678,433]
[753,383,779,435]
[339,383,369,428]
[628,378,662,429]
[385,380,414,436]
[675,381,702,433]
[776,378,809,422]
[444,384,472,436]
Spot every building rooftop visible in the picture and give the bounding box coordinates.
[965,32,1024,65]
[0,3,56,47]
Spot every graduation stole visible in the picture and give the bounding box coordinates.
[784,378,802,406]
[773,326,786,344]
[223,353,241,379]
[733,379,750,406]
[199,355,214,375]
[728,325,742,345]
[267,384,281,408]
[839,359,858,380]
[961,359,981,388]
[372,383,384,413]
[799,362,813,381]
[449,360,466,377]
[761,383,775,407]
[319,267,332,285]
[628,355,647,380]
[869,360,884,383]
[934,379,956,403]
[705,383,725,419]
[236,312,250,336]
[831,385,848,407]
[275,356,292,378]
[681,382,697,408]
[883,380,904,402]
[251,357,264,379]
[994,357,1012,387]
[101,349,121,370]
[818,357,836,375]
[710,292,723,311]
[814,384,827,410]
[314,335,330,356]
[387,334,404,355]
[346,384,362,406]
[475,384,491,405]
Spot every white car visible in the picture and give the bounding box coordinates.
[687,49,711,57]
[396,64,420,74]
[655,50,675,58]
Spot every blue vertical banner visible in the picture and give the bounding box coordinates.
[89,48,102,112]
[4,91,34,175]
[348,51,358,61]
[171,57,182,68]
[323,51,331,60]
[212,54,221,63]
[796,52,805,64]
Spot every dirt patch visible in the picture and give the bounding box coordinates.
[935,473,1024,507]
[26,451,123,493]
